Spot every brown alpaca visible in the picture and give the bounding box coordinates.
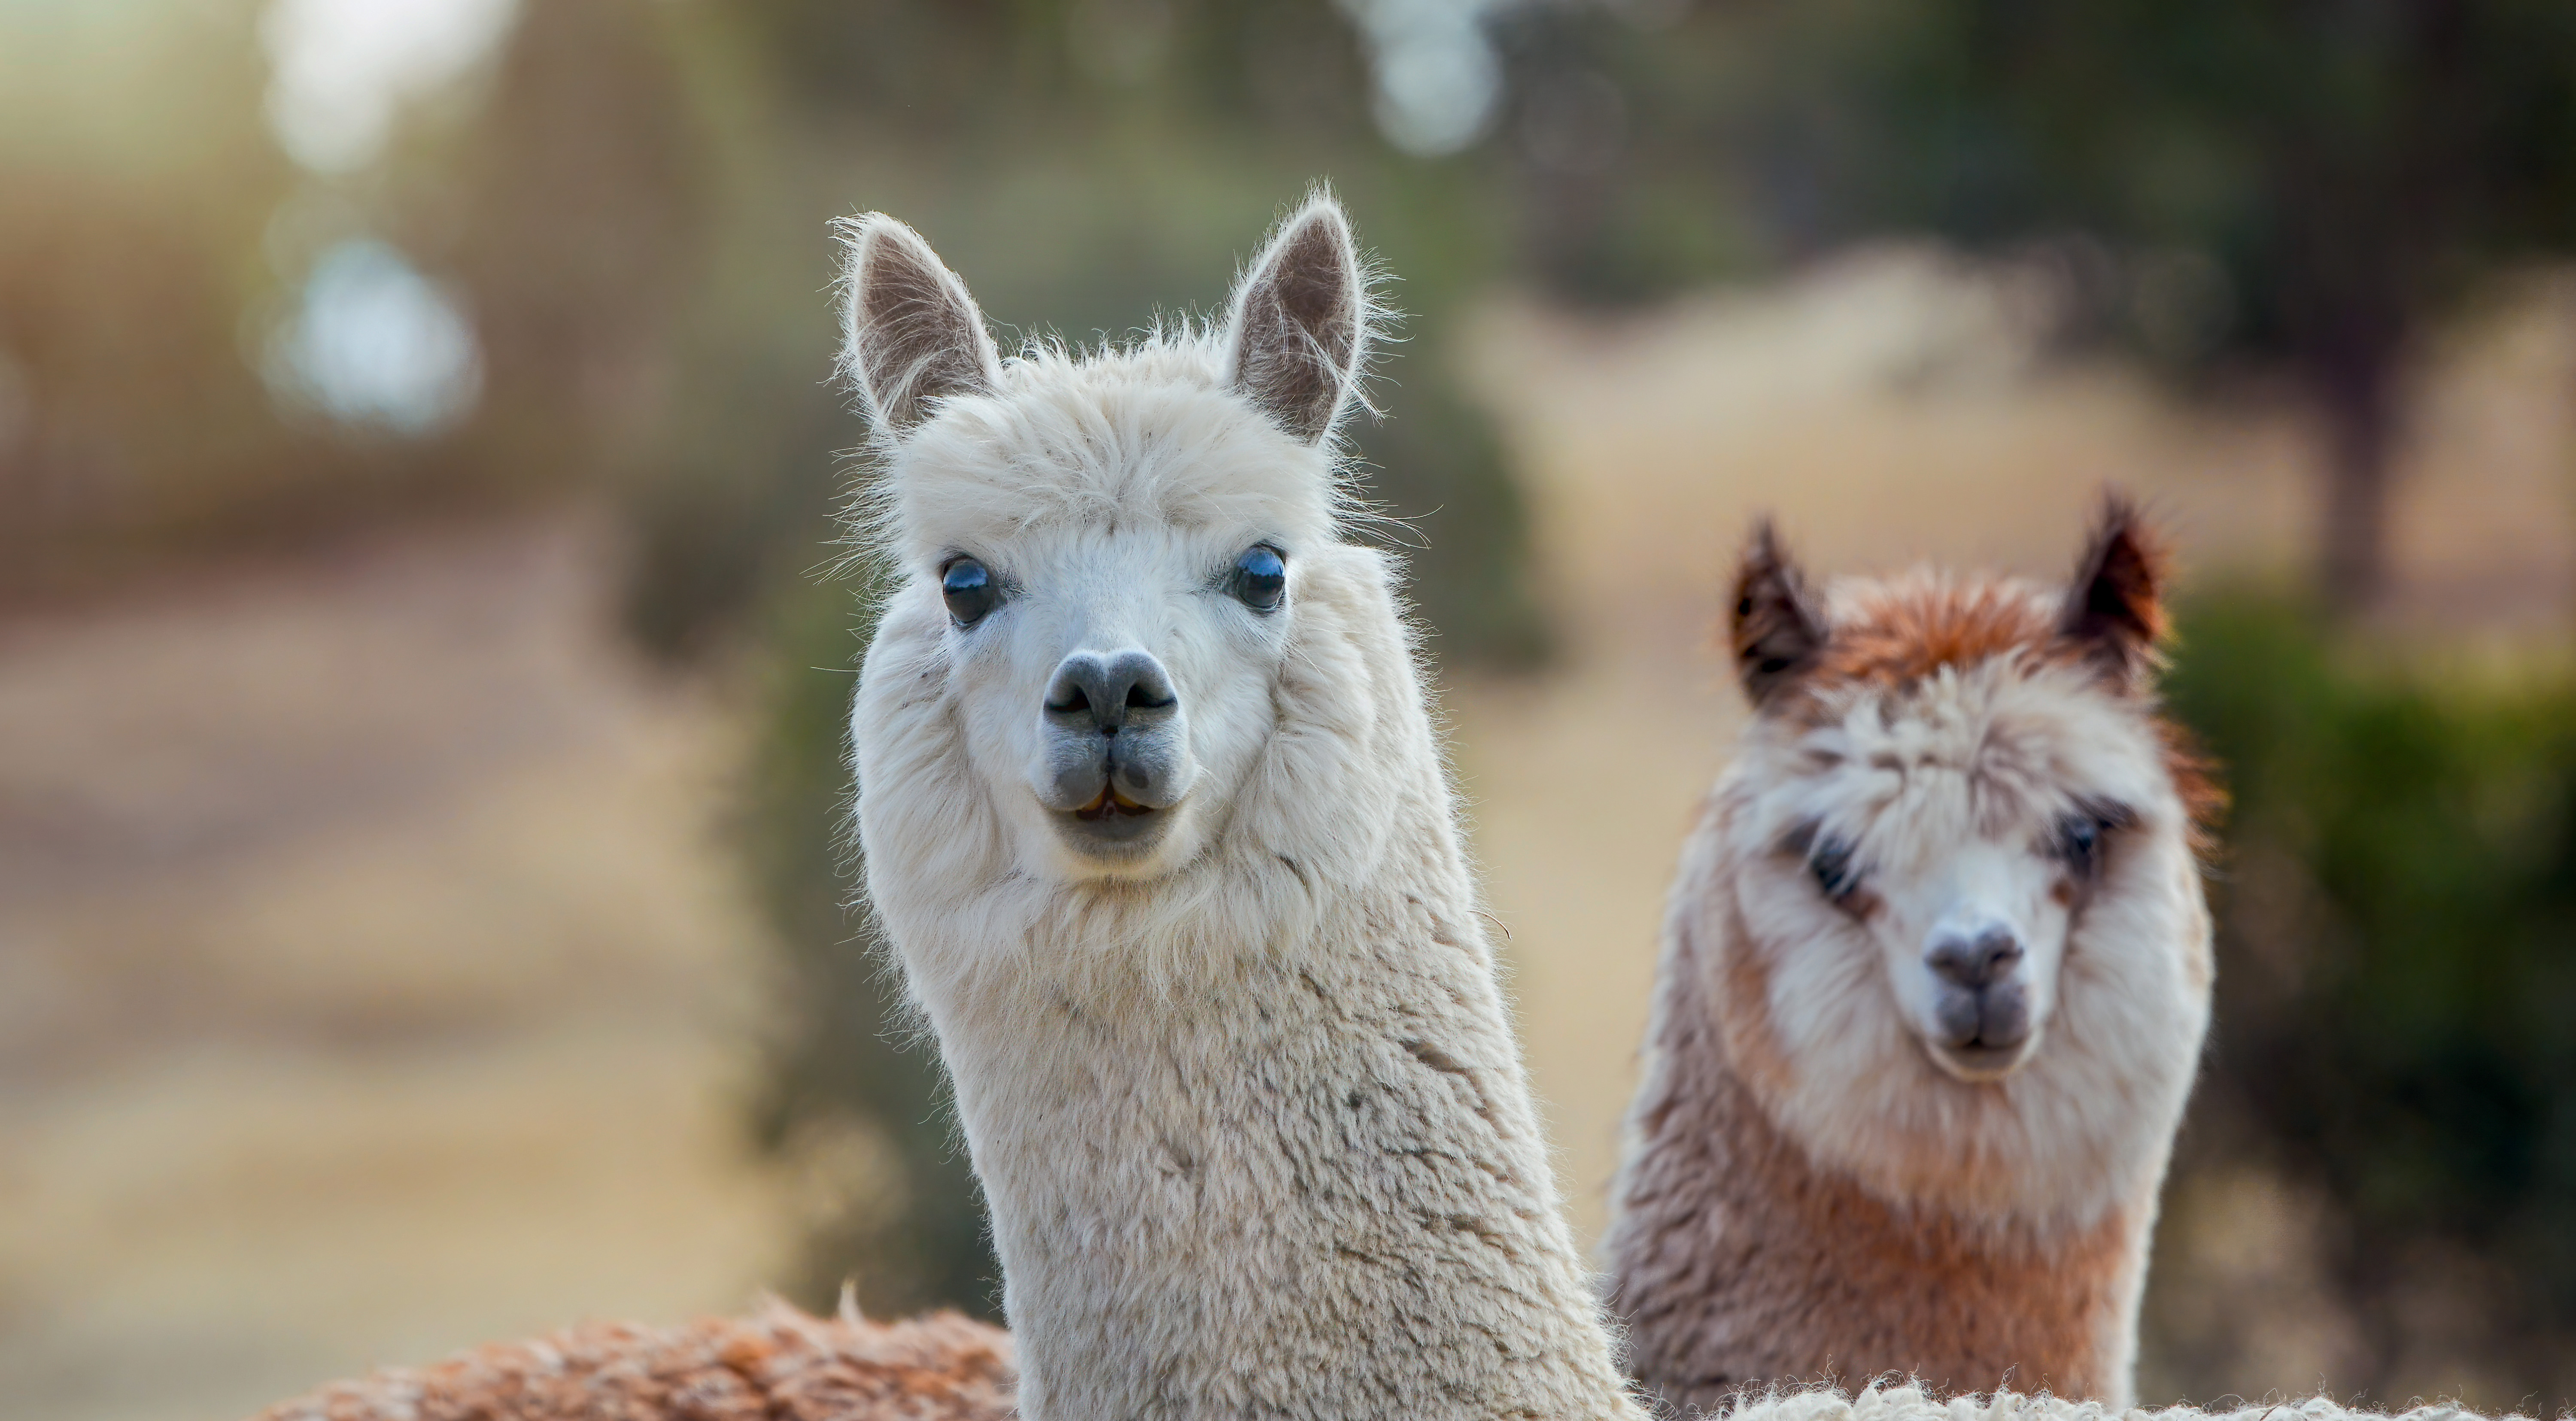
[1606,499,2218,1412]
[250,1301,1015,1421]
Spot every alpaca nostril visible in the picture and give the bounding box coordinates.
[1926,926,2024,989]
[1045,650,1180,735]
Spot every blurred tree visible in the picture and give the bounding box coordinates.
[1858,0,2576,613]
[1489,4,1760,306]
[445,0,705,502]
[2154,597,2576,1403]
[1517,0,2576,613]
[0,0,356,587]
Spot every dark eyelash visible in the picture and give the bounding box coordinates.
[1780,820,1865,905]
[2051,799,2137,876]
[1809,835,1864,902]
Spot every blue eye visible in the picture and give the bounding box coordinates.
[1231,544,1287,613]
[941,557,1000,627]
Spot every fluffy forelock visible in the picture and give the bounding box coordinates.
[850,326,1361,570]
[1757,567,2219,837]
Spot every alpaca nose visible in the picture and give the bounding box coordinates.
[1037,650,1194,823]
[1044,650,1178,735]
[1926,925,2024,989]
[1924,923,2034,1059]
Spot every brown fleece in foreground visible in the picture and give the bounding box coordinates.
[248,1302,1015,1421]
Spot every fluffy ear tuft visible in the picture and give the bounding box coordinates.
[2058,492,2171,689]
[1731,519,1830,709]
[837,214,1001,439]
[1223,190,1371,444]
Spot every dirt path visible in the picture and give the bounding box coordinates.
[0,517,788,1421]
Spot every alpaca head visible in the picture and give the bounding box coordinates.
[838,194,1378,888]
[1706,498,2217,1222]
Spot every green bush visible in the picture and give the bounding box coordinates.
[743,567,1004,1321]
[2154,595,2576,1400]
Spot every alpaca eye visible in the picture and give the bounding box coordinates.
[941,557,1000,627]
[2052,810,2123,877]
[1809,837,1864,905]
[1231,544,1287,613]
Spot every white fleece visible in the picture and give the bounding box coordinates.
[848,195,1643,1421]
[1720,1382,2528,1421]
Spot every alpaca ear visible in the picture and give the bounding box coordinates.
[838,213,1001,438]
[1732,519,1830,709]
[1224,192,1369,444]
[2059,492,2170,689]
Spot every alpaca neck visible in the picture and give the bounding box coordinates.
[1607,914,2147,1413]
[911,810,1639,1421]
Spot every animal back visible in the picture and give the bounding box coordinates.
[245,1303,1015,1421]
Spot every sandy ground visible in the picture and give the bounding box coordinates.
[0,255,2568,1420]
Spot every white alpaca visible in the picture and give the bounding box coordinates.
[841,191,1640,1421]
[1606,504,2219,1412]
[247,191,1640,1421]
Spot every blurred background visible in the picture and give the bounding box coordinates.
[3,0,2574,1416]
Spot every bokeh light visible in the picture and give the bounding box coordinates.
[263,237,482,434]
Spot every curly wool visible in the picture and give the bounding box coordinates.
[1719,1384,2529,1421]
[246,1302,1015,1421]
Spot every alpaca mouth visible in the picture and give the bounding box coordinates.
[1927,1035,2035,1083]
[1073,783,1158,821]
[1925,979,2034,1082]
[1052,778,1176,859]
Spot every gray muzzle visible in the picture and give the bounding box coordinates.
[1038,649,1191,817]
